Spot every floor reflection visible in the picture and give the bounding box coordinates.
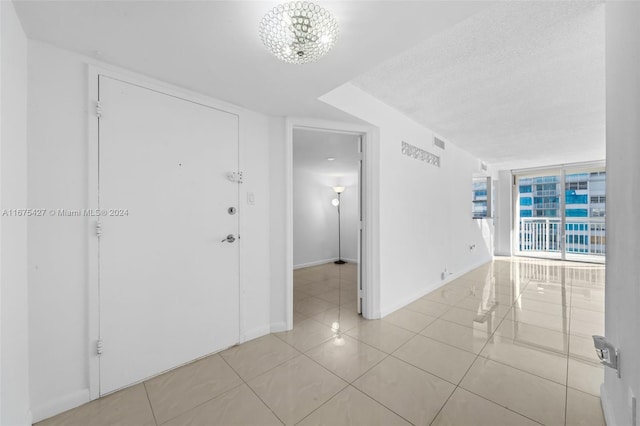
[38,257,606,426]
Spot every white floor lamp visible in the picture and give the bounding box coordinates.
[332,186,346,265]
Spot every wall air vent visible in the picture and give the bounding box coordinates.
[433,136,446,150]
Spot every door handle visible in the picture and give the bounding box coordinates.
[221,234,236,243]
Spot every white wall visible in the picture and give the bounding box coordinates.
[339,177,359,263]
[292,168,358,268]
[269,117,288,332]
[494,170,513,256]
[27,41,276,421]
[0,1,31,424]
[321,84,493,317]
[602,3,640,425]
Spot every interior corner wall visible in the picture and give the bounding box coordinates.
[27,41,276,421]
[268,116,287,331]
[338,178,359,262]
[0,1,31,425]
[320,84,493,318]
[602,3,640,426]
[292,168,358,268]
[494,170,513,256]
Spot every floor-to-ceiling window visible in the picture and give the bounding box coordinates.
[515,164,606,262]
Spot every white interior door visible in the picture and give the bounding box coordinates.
[98,76,239,395]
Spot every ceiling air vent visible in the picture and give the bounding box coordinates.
[433,136,446,150]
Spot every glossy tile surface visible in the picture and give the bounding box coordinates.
[381,307,437,333]
[353,356,455,425]
[144,354,243,424]
[345,320,415,354]
[297,386,411,426]
[568,358,604,396]
[393,335,476,384]
[432,387,539,426]
[37,258,607,426]
[565,388,606,426]
[162,384,282,426]
[306,335,387,383]
[496,317,569,355]
[405,297,451,317]
[461,357,566,425]
[421,318,490,354]
[275,317,335,352]
[480,334,568,384]
[220,334,299,381]
[248,355,347,425]
[35,384,155,426]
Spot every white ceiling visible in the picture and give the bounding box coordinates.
[351,1,605,169]
[13,1,606,169]
[13,0,490,121]
[293,129,359,176]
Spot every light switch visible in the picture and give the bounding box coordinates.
[247,192,255,205]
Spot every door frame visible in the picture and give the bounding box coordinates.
[284,117,379,329]
[87,65,244,399]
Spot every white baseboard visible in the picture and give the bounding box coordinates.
[293,257,358,270]
[494,251,513,257]
[25,410,33,426]
[379,257,493,318]
[270,321,288,333]
[240,325,271,344]
[31,388,90,423]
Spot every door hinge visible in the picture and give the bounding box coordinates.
[96,339,103,356]
[96,101,103,118]
[226,171,244,184]
[95,222,103,238]
[513,175,516,185]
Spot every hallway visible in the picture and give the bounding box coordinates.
[37,258,605,425]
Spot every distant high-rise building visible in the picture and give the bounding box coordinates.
[518,172,605,255]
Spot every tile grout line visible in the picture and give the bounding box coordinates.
[293,282,423,424]
[150,378,246,426]
[564,270,573,426]
[426,282,516,425]
[454,387,546,426]
[427,283,532,425]
[293,261,601,425]
[217,352,287,426]
[142,381,160,426]
[270,270,364,424]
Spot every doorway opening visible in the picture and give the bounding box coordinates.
[291,127,365,335]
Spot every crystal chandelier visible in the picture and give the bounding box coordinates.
[259,1,339,64]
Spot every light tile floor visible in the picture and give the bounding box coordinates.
[36,258,606,426]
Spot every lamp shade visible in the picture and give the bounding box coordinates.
[333,186,345,194]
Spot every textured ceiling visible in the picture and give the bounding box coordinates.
[14,1,605,168]
[293,129,359,176]
[13,0,490,121]
[351,1,605,169]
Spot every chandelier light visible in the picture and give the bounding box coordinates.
[259,1,339,64]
